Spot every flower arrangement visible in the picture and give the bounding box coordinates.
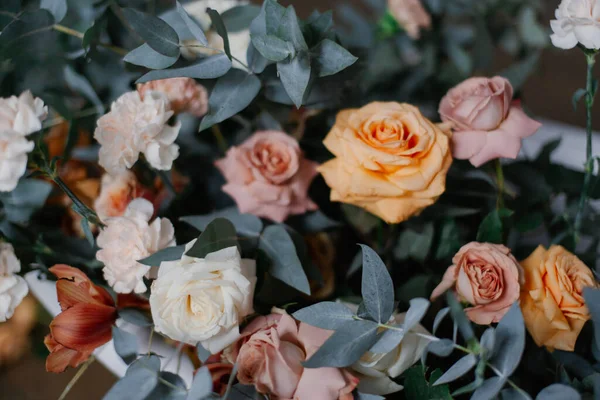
[1,0,600,399]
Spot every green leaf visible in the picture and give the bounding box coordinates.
[188,366,212,400]
[258,225,310,295]
[199,69,261,131]
[476,208,514,244]
[434,354,478,386]
[138,245,186,267]
[341,204,380,234]
[247,42,269,73]
[82,15,106,59]
[500,52,540,92]
[136,53,232,83]
[518,7,547,48]
[128,355,161,374]
[369,326,404,354]
[221,5,261,33]
[355,393,384,400]
[147,372,187,400]
[584,288,600,361]
[40,0,67,22]
[404,366,453,400]
[0,10,55,59]
[277,51,311,108]
[207,8,231,59]
[196,344,211,363]
[124,43,178,69]
[446,42,472,76]
[312,39,357,77]
[276,6,307,51]
[489,303,525,378]
[80,218,95,247]
[535,384,580,400]
[435,219,462,260]
[293,302,355,330]
[446,291,475,342]
[112,326,139,364]
[118,308,153,327]
[123,8,181,58]
[251,34,293,62]
[287,210,340,233]
[572,88,587,111]
[394,224,434,262]
[359,244,394,323]
[303,320,379,368]
[433,307,450,335]
[516,212,544,233]
[64,65,104,113]
[186,218,239,259]
[103,366,158,400]
[181,207,263,236]
[472,377,505,400]
[176,1,208,46]
[0,179,53,223]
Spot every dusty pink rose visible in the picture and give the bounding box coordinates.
[137,78,208,117]
[229,314,358,400]
[430,242,524,325]
[388,0,431,39]
[215,131,318,223]
[439,76,541,167]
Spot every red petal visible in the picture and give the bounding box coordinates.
[56,280,95,311]
[117,293,150,311]
[51,264,115,309]
[50,303,117,351]
[50,264,91,283]
[44,334,92,373]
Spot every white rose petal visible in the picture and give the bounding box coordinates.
[150,241,257,354]
[550,0,600,50]
[94,91,181,175]
[0,242,28,322]
[96,198,175,294]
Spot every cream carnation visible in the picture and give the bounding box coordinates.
[137,78,208,117]
[96,198,175,294]
[94,171,145,221]
[0,242,28,323]
[150,242,256,354]
[94,91,181,175]
[550,0,600,50]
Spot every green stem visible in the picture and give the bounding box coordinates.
[495,159,505,210]
[211,124,228,154]
[58,355,95,400]
[574,51,598,238]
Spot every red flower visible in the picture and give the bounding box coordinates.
[44,265,118,373]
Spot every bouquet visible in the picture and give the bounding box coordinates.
[1,0,600,399]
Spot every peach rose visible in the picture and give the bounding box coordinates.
[215,131,319,223]
[230,314,358,400]
[520,245,599,351]
[318,102,452,224]
[388,0,431,39]
[439,77,541,167]
[94,171,148,221]
[137,78,208,117]
[431,242,524,325]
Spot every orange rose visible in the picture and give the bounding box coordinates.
[318,102,452,224]
[520,245,599,351]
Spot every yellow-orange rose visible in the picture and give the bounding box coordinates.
[318,102,452,224]
[520,245,599,351]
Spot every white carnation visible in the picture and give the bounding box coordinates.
[150,241,256,354]
[0,91,47,192]
[94,91,181,175]
[96,198,175,294]
[182,0,251,69]
[0,242,28,323]
[550,0,600,50]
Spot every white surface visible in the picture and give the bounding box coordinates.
[25,271,195,385]
[25,118,598,384]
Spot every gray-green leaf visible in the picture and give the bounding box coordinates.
[181,208,263,237]
[312,39,357,77]
[176,1,208,45]
[186,218,239,259]
[535,384,581,400]
[359,244,394,324]
[433,354,477,386]
[251,34,293,62]
[136,53,232,83]
[489,303,525,378]
[123,8,181,58]
[293,302,355,330]
[207,8,231,59]
[277,51,311,108]
[40,0,67,22]
[138,245,186,267]
[112,326,139,364]
[187,366,212,400]
[125,43,179,69]
[103,367,158,400]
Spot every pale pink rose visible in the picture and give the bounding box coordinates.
[430,242,524,325]
[388,0,431,39]
[439,76,542,167]
[137,78,208,117]
[231,314,358,400]
[94,171,149,221]
[215,131,318,223]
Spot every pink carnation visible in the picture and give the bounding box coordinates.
[137,77,208,117]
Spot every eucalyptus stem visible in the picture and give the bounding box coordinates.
[495,159,505,210]
[58,355,95,400]
[53,24,128,56]
[211,124,228,154]
[574,51,598,238]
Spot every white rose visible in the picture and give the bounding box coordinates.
[550,0,600,50]
[0,90,48,136]
[0,91,47,192]
[94,91,181,175]
[94,171,143,221]
[150,242,257,354]
[182,0,251,69]
[96,198,175,294]
[0,242,28,323]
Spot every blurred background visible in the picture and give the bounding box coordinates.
[1,0,596,399]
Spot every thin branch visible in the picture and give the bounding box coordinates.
[58,355,96,400]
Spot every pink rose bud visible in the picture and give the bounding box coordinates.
[215,131,319,223]
[430,242,524,325]
[439,76,542,167]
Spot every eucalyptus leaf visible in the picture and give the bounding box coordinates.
[535,384,580,400]
[186,218,239,258]
[138,245,186,267]
[118,308,153,327]
[446,292,475,342]
[103,367,158,400]
[222,5,261,33]
[124,43,178,69]
[199,69,261,131]
[251,34,293,62]
[303,320,379,368]
[583,288,600,360]
[207,8,231,59]
[359,244,395,323]
[481,328,496,360]
[293,302,355,330]
[176,1,208,45]
[287,210,341,233]
[196,343,211,363]
[181,208,263,236]
[187,366,212,400]
[501,388,533,400]
[489,303,525,378]
[369,326,404,354]
[148,372,187,400]
[433,307,450,335]
[276,6,307,51]
[136,54,232,83]
[112,326,139,364]
[40,0,67,22]
[404,298,430,331]
[247,42,269,73]
[312,39,357,77]
[127,354,161,374]
[471,377,505,400]
[258,225,310,295]
[476,208,513,244]
[123,8,180,58]
[355,393,385,400]
[277,51,311,108]
[426,339,454,358]
[0,179,53,223]
[433,354,477,386]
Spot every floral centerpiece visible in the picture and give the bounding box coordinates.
[1,0,600,399]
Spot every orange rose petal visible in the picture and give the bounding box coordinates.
[50,303,117,351]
